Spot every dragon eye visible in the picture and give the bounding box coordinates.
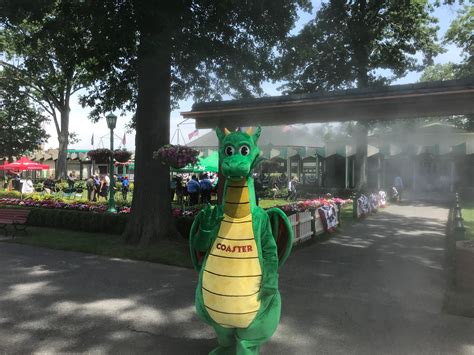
[239,145,250,156]
[225,146,235,156]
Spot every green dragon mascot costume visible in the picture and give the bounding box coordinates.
[190,127,294,355]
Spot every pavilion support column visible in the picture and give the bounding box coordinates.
[351,158,355,187]
[345,156,349,189]
[286,156,291,183]
[450,161,455,192]
[412,160,417,192]
[377,155,382,190]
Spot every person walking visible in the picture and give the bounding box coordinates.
[394,175,404,202]
[187,175,200,206]
[199,173,212,204]
[287,176,298,201]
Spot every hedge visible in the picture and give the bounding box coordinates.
[27,208,129,234]
[25,207,195,237]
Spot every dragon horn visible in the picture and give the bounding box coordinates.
[224,128,231,136]
[246,127,253,135]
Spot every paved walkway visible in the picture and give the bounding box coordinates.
[0,195,473,354]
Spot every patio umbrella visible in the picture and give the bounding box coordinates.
[0,156,49,171]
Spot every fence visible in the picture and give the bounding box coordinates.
[289,204,340,245]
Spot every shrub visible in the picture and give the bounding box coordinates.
[0,191,22,198]
[27,208,129,234]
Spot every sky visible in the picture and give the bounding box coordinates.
[42,1,464,151]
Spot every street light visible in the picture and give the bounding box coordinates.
[106,113,117,213]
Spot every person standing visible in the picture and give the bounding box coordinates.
[199,173,212,204]
[86,176,95,201]
[187,175,200,206]
[99,175,108,201]
[93,175,100,202]
[122,176,130,201]
[170,176,177,202]
[67,172,76,190]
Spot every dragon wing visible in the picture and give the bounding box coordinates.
[266,207,294,268]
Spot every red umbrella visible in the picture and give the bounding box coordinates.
[0,156,49,171]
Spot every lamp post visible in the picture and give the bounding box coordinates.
[106,113,118,213]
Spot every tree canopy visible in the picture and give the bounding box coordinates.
[278,0,442,189]
[444,4,473,78]
[0,0,94,177]
[0,69,49,160]
[75,0,311,245]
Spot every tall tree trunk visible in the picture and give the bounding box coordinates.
[124,32,178,246]
[57,108,69,179]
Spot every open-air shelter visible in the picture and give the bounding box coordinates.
[182,79,474,192]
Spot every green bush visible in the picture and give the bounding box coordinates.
[25,208,194,237]
[0,190,22,198]
[27,208,129,234]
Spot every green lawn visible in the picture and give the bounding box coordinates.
[10,227,192,268]
[6,199,355,268]
[463,202,474,240]
[259,199,289,209]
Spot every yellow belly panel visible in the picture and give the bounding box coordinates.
[202,214,262,328]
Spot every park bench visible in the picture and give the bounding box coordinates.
[0,209,30,239]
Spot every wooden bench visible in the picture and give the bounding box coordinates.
[0,209,30,239]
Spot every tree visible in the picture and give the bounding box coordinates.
[1,1,93,178]
[444,4,473,78]
[0,69,49,161]
[279,0,442,189]
[76,1,311,245]
[419,62,474,131]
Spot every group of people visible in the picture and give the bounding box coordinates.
[171,173,217,206]
[85,174,130,202]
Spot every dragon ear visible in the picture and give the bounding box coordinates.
[252,126,262,143]
[216,127,224,142]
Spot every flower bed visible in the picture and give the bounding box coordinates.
[278,197,352,214]
[0,196,351,240]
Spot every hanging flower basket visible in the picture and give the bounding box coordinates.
[153,144,199,169]
[113,149,132,163]
[87,149,113,163]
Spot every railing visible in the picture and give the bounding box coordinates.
[290,204,340,245]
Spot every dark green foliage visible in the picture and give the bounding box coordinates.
[0,68,49,160]
[444,5,473,79]
[278,0,442,189]
[1,0,97,177]
[25,208,195,237]
[27,209,129,234]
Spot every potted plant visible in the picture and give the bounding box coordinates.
[113,149,132,163]
[87,149,113,163]
[153,144,199,169]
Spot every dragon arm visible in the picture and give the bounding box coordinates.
[260,215,279,291]
[190,204,223,252]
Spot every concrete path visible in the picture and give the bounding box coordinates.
[1,195,473,354]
